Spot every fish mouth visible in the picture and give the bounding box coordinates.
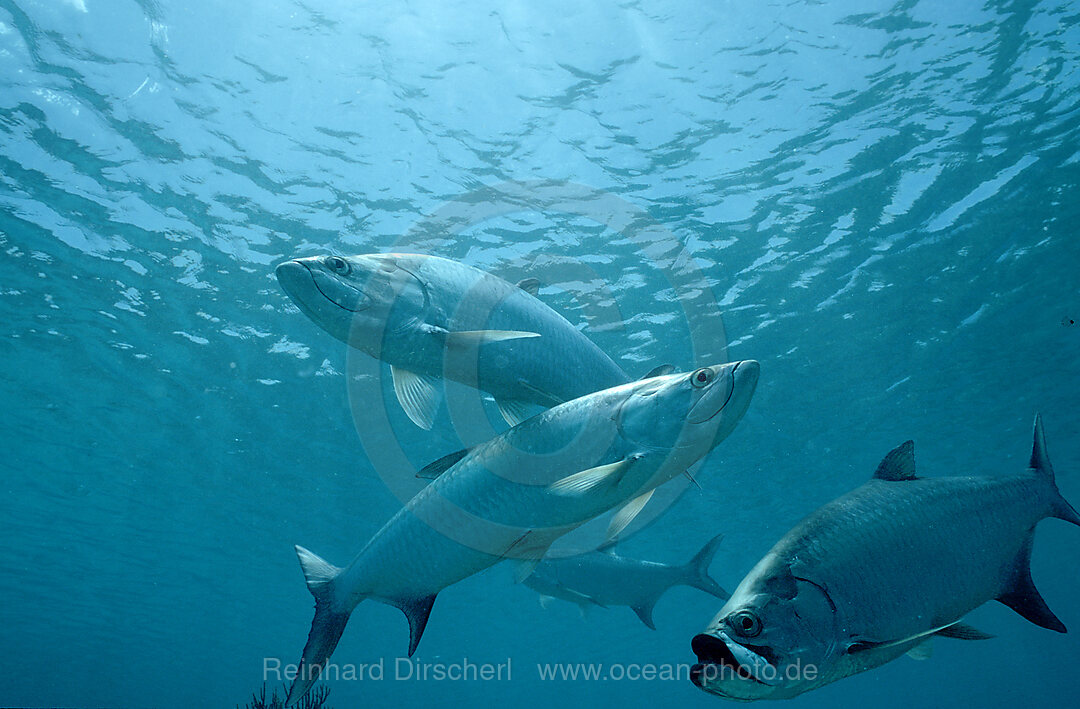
[275,259,371,313]
[686,359,759,424]
[691,632,780,688]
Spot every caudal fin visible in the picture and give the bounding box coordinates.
[1030,414,1080,527]
[680,533,729,600]
[285,546,352,708]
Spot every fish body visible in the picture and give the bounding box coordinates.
[275,253,630,427]
[690,415,1080,700]
[286,360,760,706]
[525,533,729,629]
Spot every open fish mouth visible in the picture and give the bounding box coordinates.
[691,632,781,687]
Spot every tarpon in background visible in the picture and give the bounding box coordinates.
[285,360,759,706]
[275,253,633,429]
[690,415,1079,700]
[524,533,728,629]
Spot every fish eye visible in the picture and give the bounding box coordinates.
[325,256,350,275]
[691,367,714,388]
[731,610,762,638]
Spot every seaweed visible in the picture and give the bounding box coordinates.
[237,683,332,709]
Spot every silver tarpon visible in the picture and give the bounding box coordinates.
[690,415,1079,700]
[275,253,632,429]
[524,533,729,629]
[285,360,759,706]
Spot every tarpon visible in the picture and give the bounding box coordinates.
[690,415,1079,700]
[285,360,759,706]
[524,533,729,629]
[275,253,632,429]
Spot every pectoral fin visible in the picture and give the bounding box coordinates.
[549,459,632,496]
[496,398,532,427]
[391,366,440,430]
[444,330,541,346]
[606,488,655,540]
[537,586,605,608]
[848,620,994,655]
[567,589,606,608]
[935,622,994,641]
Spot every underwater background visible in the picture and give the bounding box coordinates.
[3,0,1079,707]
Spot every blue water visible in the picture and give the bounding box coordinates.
[3,0,1079,707]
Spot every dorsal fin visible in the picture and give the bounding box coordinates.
[416,447,471,480]
[1026,415,1080,526]
[873,440,917,481]
[516,277,540,296]
[596,537,619,554]
[640,364,675,380]
[1030,413,1054,478]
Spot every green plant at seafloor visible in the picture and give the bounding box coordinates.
[238,683,332,709]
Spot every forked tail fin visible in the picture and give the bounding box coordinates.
[632,534,729,630]
[1030,414,1080,527]
[680,533,729,600]
[285,546,352,708]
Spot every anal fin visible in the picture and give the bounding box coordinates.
[503,531,553,583]
[394,594,438,657]
[998,583,1067,632]
[631,601,658,630]
[997,532,1067,633]
[513,558,542,584]
[906,640,933,661]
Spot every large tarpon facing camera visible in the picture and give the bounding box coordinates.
[690,415,1079,700]
[275,253,631,429]
[285,360,759,706]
